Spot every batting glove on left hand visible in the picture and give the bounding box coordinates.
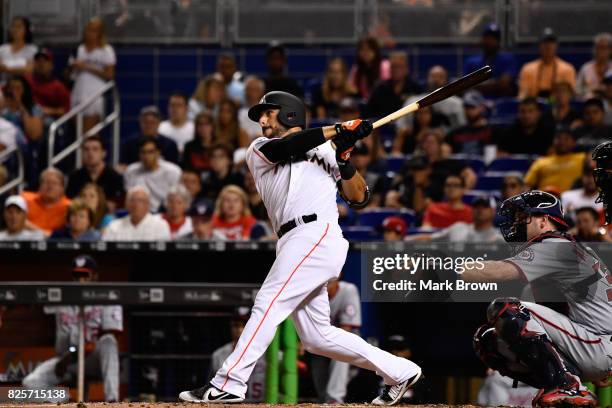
[332,119,373,162]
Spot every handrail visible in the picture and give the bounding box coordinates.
[47,81,120,169]
[0,145,25,196]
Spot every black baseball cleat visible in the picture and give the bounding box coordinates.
[371,368,423,406]
[178,384,244,403]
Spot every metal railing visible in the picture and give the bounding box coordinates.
[47,81,120,169]
[0,145,24,196]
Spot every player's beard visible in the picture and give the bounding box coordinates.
[262,123,288,138]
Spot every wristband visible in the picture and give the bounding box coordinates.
[338,160,357,180]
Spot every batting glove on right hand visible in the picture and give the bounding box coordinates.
[334,119,373,141]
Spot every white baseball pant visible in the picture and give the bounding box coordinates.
[210,221,421,398]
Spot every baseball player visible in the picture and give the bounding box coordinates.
[179,91,422,404]
[592,140,612,225]
[310,278,362,403]
[457,190,611,407]
[22,255,122,402]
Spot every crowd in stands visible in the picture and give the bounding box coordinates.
[0,16,611,243]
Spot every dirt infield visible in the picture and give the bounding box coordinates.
[0,404,484,408]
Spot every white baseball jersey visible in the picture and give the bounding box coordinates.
[330,281,361,329]
[246,136,341,232]
[210,342,266,401]
[44,305,123,353]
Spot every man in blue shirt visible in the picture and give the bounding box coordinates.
[464,23,517,97]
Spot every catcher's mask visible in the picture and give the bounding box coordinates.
[592,141,612,224]
[497,191,568,242]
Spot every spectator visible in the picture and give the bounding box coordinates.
[182,111,215,173]
[500,174,526,201]
[216,53,245,105]
[264,42,302,97]
[2,75,44,141]
[162,184,193,239]
[349,37,390,99]
[0,116,20,152]
[181,169,203,201]
[49,199,101,241]
[0,195,44,240]
[518,28,576,98]
[79,182,114,230]
[497,97,555,155]
[0,16,37,84]
[576,33,612,100]
[446,91,492,155]
[524,127,586,192]
[68,17,116,132]
[416,196,503,242]
[572,207,611,242]
[366,51,421,119]
[188,74,226,120]
[215,99,249,149]
[573,98,612,151]
[382,216,407,241]
[312,58,358,120]
[103,186,171,241]
[422,174,473,228]
[66,136,124,208]
[238,75,265,141]
[124,137,181,212]
[183,198,214,240]
[604,72,612,125]
[25,48,71,119]
[392,105,449,155]
[463,23,517,97]
[397,65,466,133]
[211,185,256,241]
[551,82,581,129]
[22,168,71,235]
[387,132,476,211]
[244,170,267,221]
[200,144,244,200]
[159,91,195,153]
[121,105,179,166]
[561,161,602,216]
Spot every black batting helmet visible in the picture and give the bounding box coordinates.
[248,91,306,129]
[497,190,568,242]
[592,141,612,224]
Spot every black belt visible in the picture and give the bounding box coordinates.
[277,214,317,239]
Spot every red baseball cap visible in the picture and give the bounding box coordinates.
[382,216,407,237]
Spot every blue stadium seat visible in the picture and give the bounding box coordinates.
[449,154,486,174]
[462,190,501,205]
[493,98,519,118]
[474,174,507,191]
[342,226,381,241]
[358,208,416,228]
[385,156,408,172]
[487,156,532,173]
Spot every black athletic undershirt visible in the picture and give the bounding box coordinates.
[258,128,326,163]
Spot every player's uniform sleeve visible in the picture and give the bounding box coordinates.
[246,137,276,176]
[337,283,362,327]
[504,239,568,282]
[101,306,123,332]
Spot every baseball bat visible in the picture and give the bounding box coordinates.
[372,65,492,129]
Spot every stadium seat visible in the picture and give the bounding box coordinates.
[385,156,408,172]
[358,208,416,228]
[487,156,532,173]
[493,98,519,118]
[449,154,486,174]
[462,190,501,205]
[342,226,381,241]
[474,174,507,191]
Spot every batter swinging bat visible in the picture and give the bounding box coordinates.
[372,65,492,129]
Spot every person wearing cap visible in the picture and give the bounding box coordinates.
[413,196,502,242]
[264,42,303,97]
[158,91,195,154]
[0,195,44,240]
[162,184,193,239]
[382,216,407,241]
[103,186,171,241]
[25,48,71,119]
[446,91,492,155]
[518,27,576,98]
[22,255,122,402]
[21,167,71,235]
[576,32,612,100]
[208,307,266,402]
[124,136,182,212]
[66,135,124,208]
[120,105,180,167]
[573,97,612,151]
[463,23,517,97]
[182,198,214,240]
[524,126,586,192]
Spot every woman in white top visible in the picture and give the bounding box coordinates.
[67,17,116,133]
[188,74,226,120]
[0,17,37,84]
[576,32,612,100]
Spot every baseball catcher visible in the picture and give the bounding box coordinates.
[593,140,612,224]
[459,190,611,407]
